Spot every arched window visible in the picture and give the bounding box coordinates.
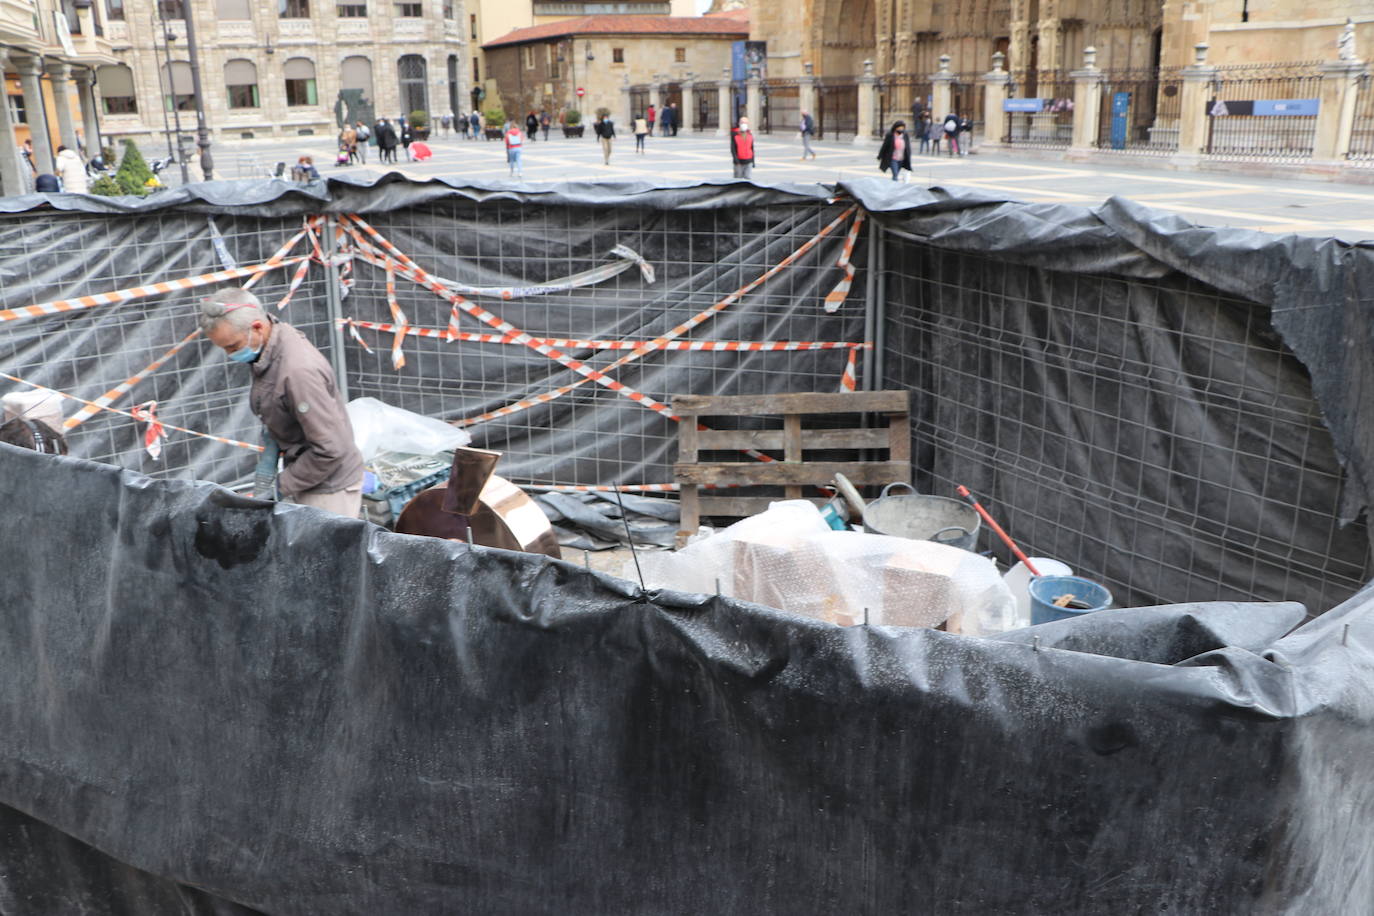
[283,57,318,107]
[225,59,259,108]
[96,63,137,113]
[398,54,427,115]
[215,0,252,17]
[340,55,373,100]
[161,60,194,111]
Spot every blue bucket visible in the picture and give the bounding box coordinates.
[1029,575,1113,625]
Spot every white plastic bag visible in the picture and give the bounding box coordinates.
[347,397,472,463]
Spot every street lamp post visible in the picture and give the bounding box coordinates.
[179,0,213,180]
[155,0,190,184]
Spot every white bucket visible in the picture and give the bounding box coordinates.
[1002,557,1073,630]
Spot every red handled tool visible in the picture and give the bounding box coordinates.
[956,485,1041,576]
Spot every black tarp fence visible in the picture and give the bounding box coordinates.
[2,176,1374,912]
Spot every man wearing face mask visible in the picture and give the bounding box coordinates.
[199,288,364,517]
[729,116,756,179]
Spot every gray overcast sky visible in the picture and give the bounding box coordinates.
[695,0,712,11]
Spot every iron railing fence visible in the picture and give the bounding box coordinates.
[1204,63,1323,161]
[694,81,719,131]
[816,78,858,140]
[1094,69,1185,155]
[1346,70,1374,165]
[1003,70,1074,149]
[759,78,801,135]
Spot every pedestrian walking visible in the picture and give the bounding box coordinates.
[927,117,943,155]
[354,120,370,163]
[440,112,451,136]
[339,124,358,164]
[54,145,87,193]
[958,115,974,156]
[917,111,932,154]
[942,112,960,156]
[660,105,673,137]
[647,104,656,136]
[595,113,616,165]
[634,115,648,153]
[540,110,551,141]
[799,108,817,159]
[505,122,525,177]
[525,111,539,142]
[375,118,399,164]
[400,121,415,160]
[469,110,481,140]
[730,117,755,179]
[876,121,912,181]
[457,112,469,140]
[669,103,680,136]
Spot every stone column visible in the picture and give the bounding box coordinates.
[1313,58,1366,162]
[798,61,816,125]
[1175,43,1215,160]
[745,68,762,131]
[681,75,696,132]
[931,54,953,118]
[621,79,632,124]
[0,52,27,195]
[855,59,877,143]
[1070,46,1103,152]
[981,52,1011,150]
[75,69,103,158]
[46,61,81,154]
[14,56,53,173]
[716,66,731,135]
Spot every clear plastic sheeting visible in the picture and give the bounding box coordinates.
[637,501,1016,632]
[345,396,472,463]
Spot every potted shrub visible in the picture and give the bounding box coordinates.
[408,109,430,141]
[562,109,583,138]
[113,140,153,197]
[483,107,506,140]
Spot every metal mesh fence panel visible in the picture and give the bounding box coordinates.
[0,208,337,489]
[339,199,868,491]
[881,235,1370,612]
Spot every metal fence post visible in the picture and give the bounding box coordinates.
[321,215,351,403]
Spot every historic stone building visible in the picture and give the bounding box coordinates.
[91,0,469,147]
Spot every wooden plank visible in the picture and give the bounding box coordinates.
[887,413,911,463]
[672,390,910,417]
[678,484,701,544]
[783,414,802,498]
[695,428,892,451]
[678,417,700,464]
[674,460,911,487]
[698,496,828,518]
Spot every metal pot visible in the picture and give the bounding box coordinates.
[861,482,980,551]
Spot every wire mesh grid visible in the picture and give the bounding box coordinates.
[882,237,1370,612]
[0,209,337,488]
[342,199,868,490]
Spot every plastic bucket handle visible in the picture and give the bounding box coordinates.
[930,525,971,545]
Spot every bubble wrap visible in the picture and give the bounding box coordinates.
[636,501,1016,633]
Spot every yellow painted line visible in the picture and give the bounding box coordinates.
[1127,188,1259,201]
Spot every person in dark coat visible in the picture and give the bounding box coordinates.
[876,121,913,180]
[375,119,399,164]
[399,121,415,160]
[526,111,539,142]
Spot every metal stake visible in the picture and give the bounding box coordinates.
[1033,635,1040,653]
[1343,623,1350,646]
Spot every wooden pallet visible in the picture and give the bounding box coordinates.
[672,391,912,539]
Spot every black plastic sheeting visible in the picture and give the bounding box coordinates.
[2,442,1373,913]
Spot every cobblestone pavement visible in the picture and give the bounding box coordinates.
[163,130,1374,240]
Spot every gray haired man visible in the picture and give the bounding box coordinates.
[200,288,365,517]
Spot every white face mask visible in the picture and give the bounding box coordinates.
[739,121,750,131]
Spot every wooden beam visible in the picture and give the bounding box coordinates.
[674,460,911,487]
[672,390,911,417]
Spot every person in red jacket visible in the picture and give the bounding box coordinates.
[504,121,525,177]
[730,117,756,179]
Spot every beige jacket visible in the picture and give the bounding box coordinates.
[55,149,87,193]
[249,319,363,498]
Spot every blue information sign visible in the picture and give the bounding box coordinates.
[1253,98,1320,117]
[1109,91,1130,150]
[1003,98,1045,113]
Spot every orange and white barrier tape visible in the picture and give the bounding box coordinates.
[384,263,408,370]
[63,329,203,430]
[823,211,864,313]
[839,346,859,392]
[0,372,263,453]
[128,400,166,460]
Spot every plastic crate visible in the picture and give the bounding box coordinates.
[364,466,452,526]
